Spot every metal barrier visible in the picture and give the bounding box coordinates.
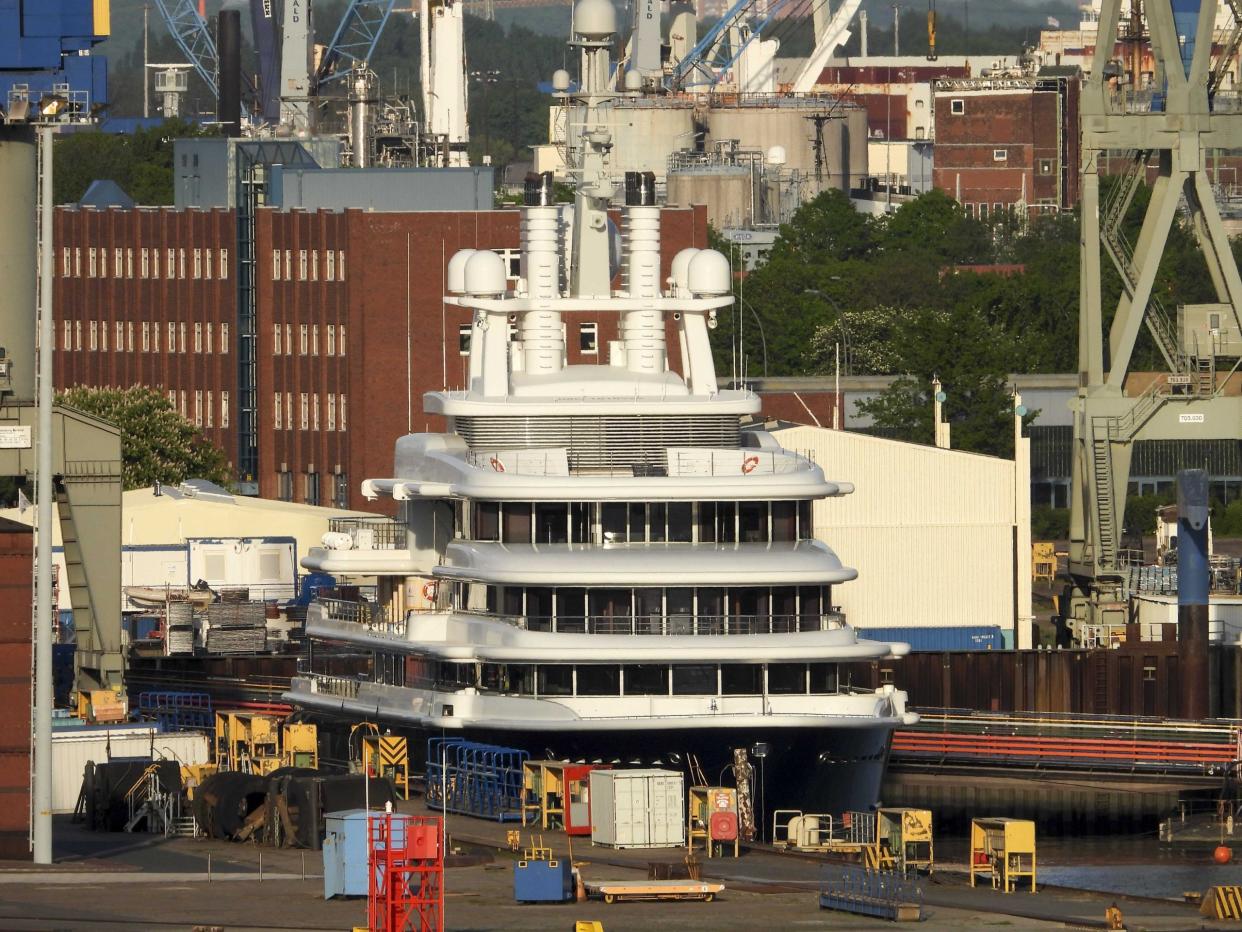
[500,612,846,636]
[137,691,213,732]
[328,516,407,550]
[425,738,528,822]
[819,866,923,921]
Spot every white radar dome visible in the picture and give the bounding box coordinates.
[670,247,701,290]
[464,250,508,296]
[446,249,477,293]
[766,145,787,166]
[574,0,617,39]
[552,69,571,92]
[687,249,731,295]
[624,69,642,91]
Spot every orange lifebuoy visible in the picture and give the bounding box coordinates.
[741,456,759,474]
[490,456,506,472]
[421,581,439,602]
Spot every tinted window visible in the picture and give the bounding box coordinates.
[668,502,693,542]
[768,663,807,694]
[601,503,626,543]
[535,503,568,544]
[473,501,499,541]
[809,663,839,694]
[672,664,717,695]
[576,665,621,696]
[625,665,668,695]
[772,500,796,542]
[502,502,531,543]
[537,665,573,696]
[648,502,667,542]
[739,501,767,543]
[721,665,762,695]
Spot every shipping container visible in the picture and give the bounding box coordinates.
[861,626,1006,652]
[51,726,209,812]
[589,769,684,849]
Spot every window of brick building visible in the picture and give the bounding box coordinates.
[179,248,186,278]
[142,323,150,352]
[167,248,175,277]
[274,393,283,429]
[335,473,349,509]
[278,470,293,502]
[285,392,292,429]
[74,247,81,277]
[311,250,319,281]
[74,321,81,350]
[339,393,347,431]
[220,248,229,279]
[300,324,308,355]
[312,394,320,431]
[327,324,335,356]
[273,323,282,355]
[299,250,308,281]
[206,390,214,428]
[992,148,1007,162]
[312,325,319,356]
[220,322,229,353]
[285,323,292,356]
[284,249,292,280]
[326,250,335,280]
[327,393,336,431]
[221,391,229,428]
[62,321,71,350]
[950,98,964,114]
[61,247,70,277]
[272,249,281,281]
[89,321,97,351]
[194,323,202,353]
[193,249,202,279]
[153,322,160,352]
[88,248,97,277]
[338,250,345,281]
[304,471,320,506]
[179,322,187,353]
[179,390,186,416]
[115,248,123,277]
[579,322,598,354]
[115,322,123,350]
[1038,158,1054,175]
[128,322,134,352]
[339,324,346,356]
[205,249,213,279]
[206,322,213,353]
[300,393,309,430]
[194,390,202,426]
[126,248,134,278]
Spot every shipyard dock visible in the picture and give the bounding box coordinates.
[2,809,1240,931]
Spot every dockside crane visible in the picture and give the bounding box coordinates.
[1068,0,1242,642]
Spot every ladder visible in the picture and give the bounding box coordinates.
[1196,353,1216,397]
[1090,421,1118,572]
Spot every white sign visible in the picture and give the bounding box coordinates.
[1179,413,1206,424]
[0,426,32,448]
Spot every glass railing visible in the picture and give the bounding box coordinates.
[476,611,847,636]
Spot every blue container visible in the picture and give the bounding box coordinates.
[860,625,1006,652]
[323,810,372,898]
[514,857,574,903]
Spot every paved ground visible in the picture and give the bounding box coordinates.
[0,812,1237,931]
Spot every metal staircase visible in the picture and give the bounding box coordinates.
[53,483,92,644]
[124,764,182,836]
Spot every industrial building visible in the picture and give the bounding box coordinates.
[53,199,710,510]
[773,424,1032,649]
[932,70,1081,217]
[0,519,33,858]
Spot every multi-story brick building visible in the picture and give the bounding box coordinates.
[932,70,1081,218]
[54,204,710,513]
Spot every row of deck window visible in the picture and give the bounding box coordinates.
[451,583,838,634]
[455,499,816,546]
[410,661,845,697]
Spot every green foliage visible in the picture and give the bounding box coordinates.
[56,386,231,491]
[1123,493,1175,537]
[1215,499,1242,537]
[54,119,215,205]
[1032,506,1070,540]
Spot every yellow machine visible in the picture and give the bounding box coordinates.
[357,726,409,799]
[870,808,934,874]
[970,817,1036,892]
[1032,542,1057,585]
[687,786,739,858]
[77,689,127,724]
[214,711,318,775]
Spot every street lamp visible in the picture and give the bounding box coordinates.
[469,69,501,156]
[805,287,851,375]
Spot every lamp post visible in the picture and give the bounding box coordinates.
[469,69,501,156]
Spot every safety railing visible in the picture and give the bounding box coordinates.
[475,611,847,636]
[328,516,406,550]
[301,673,362,699]
[319,597,392,629]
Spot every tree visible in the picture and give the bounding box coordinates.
[54,119,215,205]
[56,386,231,491]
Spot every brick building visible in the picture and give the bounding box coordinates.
[54,204,709,513]
[932,71,1081,218]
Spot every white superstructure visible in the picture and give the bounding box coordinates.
[287,0,915,815]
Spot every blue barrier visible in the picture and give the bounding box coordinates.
[425,738,527,822]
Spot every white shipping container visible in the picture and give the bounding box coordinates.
[589,769,685,848]
[51,726,210,813]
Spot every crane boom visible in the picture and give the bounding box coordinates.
[151,0,220,98]
[318,0,397,88]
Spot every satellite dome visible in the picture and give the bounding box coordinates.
[670,247,700,290]
[446,249,477,293]
[574,0,617,39]
[624,69,642,91]
[687,249,731,296]
[552,69,571,91]
[766,145,787,166]
[464,250,508,297]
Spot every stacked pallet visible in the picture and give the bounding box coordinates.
[164,602,195,656]
[203,602,267,654]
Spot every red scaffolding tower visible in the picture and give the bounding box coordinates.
[368,812,444,932]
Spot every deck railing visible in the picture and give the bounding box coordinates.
[327,516,406,550]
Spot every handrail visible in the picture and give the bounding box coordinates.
[463,610,848,636]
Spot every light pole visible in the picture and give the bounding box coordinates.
[469,69,501,157]
[806,287,851,375]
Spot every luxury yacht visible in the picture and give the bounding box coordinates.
[286,0,916,814]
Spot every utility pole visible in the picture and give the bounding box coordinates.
[892,4,900,56]
[33,124,54,865]
[143,4,150,119]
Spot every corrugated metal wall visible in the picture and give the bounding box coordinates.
[0,524,32,859]
[774,427,1018,636]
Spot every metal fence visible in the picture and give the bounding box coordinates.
[480,611,847,636]
[328,517,406,550]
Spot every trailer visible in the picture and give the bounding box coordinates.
[584,879,724,904]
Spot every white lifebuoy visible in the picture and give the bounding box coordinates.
[490,456,506,473]
[421,581,439,602]
[741,456,760,475]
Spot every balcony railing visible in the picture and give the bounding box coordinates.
[327,517,406,550]
[464,446,817,478]
[479,611,847,636]
[320,597,394,630]
[301,673,361,699]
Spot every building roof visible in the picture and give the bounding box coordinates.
[79,180,134,210]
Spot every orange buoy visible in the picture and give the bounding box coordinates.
[1213,845,1233,864]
